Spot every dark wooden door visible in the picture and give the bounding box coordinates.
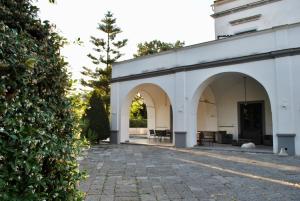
[239,102,263,145]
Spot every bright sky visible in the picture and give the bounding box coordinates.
[36,0,215,80]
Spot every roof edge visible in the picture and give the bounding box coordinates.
[113,22,300,67]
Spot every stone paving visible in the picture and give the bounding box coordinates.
[79,144,300,201]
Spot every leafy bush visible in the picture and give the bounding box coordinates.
[0,1,84,200]
[82,90,110,143]
[129,119,147,128]
[130,94,147,120]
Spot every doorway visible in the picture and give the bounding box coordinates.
[239,101,264,145]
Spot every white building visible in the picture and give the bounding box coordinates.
[110,0,300,155]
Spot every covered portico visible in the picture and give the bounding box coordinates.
[120,83,173,144]
[195,73,273,146]
[110,23,300,155]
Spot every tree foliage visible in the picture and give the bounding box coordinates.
[82,90,110,143]
[81,11,127,113]
[130,94,147,120]
[0,1,84,200]
[129,95,147,128]
[134,40,185,57]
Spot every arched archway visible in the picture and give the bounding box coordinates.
[191,72,274,150]
[120,83,174,144]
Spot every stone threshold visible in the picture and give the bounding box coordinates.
[193,145,273,154]
[122,141,174,147]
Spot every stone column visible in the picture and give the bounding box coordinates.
[110,82,120,144]
[274,57,296,155]
[277,134,296,155]
[110,130,120,144]
[175,132,187,148]
[174,72,187,148]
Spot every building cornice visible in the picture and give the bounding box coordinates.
[213,0,236,6]
[111,47,300,83]
[114,22,300,67]
[230,14,262,26]
[211,0,282,18]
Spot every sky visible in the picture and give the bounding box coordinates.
[36,0,215,81]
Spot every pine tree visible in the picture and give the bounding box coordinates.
[81,11,127,113]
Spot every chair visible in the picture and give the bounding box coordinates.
[160,130,167,141]
[197,131,201,145]
[149,129,156,143]
[215,131,233,144]
[155,130,165,142]
[166,129,172,142]
[198,131,215,146]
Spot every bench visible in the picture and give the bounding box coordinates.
[215,131,233,144]
[197,131,215,146]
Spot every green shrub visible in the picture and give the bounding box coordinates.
[129,119,147,128]
[0,1,84,200]
[82,90,110,143]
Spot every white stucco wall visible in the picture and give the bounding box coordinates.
[213,0,300,37]
[112,57,299,154]
[138,91,155,131]
[197,87,218,131]
[111,23,300,155]
[129,128,148,135]
[291,55,300,156]
[113,23,300,79]
[213,0,259,13]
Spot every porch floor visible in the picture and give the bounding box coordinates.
[128,135,273,154]
[195,143,273,154]
[128,134,173,146]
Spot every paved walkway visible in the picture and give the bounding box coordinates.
[79,144,300,201]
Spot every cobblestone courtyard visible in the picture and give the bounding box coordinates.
[79,144,300,201]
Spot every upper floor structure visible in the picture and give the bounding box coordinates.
[212,0,300,39]
[110,0,300,155]
[112,22,300,80]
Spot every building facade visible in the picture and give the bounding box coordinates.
[110,0,300,155]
